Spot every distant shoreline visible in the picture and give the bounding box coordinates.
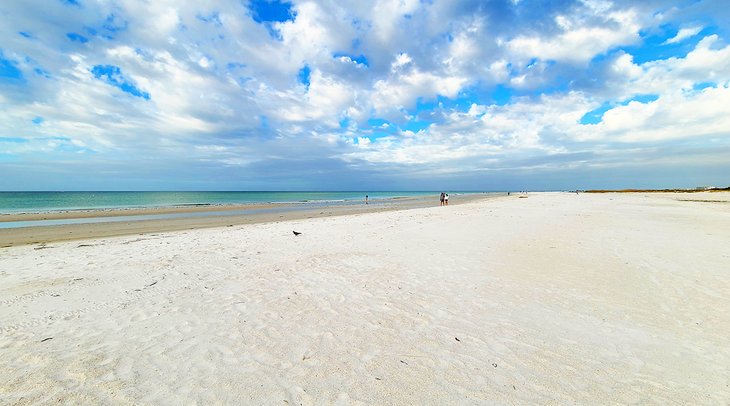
[585,187,730,193]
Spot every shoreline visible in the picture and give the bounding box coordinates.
[0,193,493,220]
[0,194,494,247]
[0,191,488,218]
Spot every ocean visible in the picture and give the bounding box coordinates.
[0,191,450,214]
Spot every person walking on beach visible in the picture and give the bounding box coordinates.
[440,192,445,206]
[365,195,369,204]
[444,193,449,205]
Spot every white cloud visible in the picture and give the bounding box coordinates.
[583,85,730,142]
[391,53,412,71]
[356,137,371,147]
[273,69,356,125]
[347,33,730,168]
[371,0,421,43]
[506,9,640,63]
[278,2,343,62]
[572,36,730,143]
[345,92,590,166]
[610,53,642,79]
[608,35,730,99]
[1,0,729,188]
[371,67,467,117]
[663,26,702,44]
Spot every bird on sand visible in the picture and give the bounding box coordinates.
[292,231,302,236]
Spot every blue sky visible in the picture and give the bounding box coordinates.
[1,0,729,191]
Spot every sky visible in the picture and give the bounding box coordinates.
[1,0,729,191]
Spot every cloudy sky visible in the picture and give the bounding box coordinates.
[1,0,729,191]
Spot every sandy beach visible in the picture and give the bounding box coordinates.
[1,192,729,404]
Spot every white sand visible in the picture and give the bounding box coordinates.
[1,192,729,404]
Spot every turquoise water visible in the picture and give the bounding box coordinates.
[0,191,448,214]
